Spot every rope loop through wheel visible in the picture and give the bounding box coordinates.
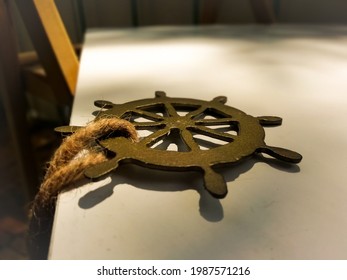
[28,117,138,259]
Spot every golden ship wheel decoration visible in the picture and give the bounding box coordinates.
[57,91,302,198]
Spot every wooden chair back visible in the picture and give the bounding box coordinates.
[15,0,78,106]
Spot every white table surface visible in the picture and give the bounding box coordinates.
[49,25,347,259]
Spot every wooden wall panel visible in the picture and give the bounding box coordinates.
[279,0,347,23]
[55,0,83,43]
[218,0,255,23]
[82,0,132,27]
[138,0,194,25]
[10,2,33,51]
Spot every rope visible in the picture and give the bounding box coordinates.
[28,117,138,259]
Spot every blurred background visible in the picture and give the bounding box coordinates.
[12,0,347,52]
[1,0,347,259]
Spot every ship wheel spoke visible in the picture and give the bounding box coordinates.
[164,102,179,117]
[186,106,207,119]
[180,129,200,151]
[132,109,164,121]
[190,126,235,142]
[134,122,165,129]
[195,117,235,126]
[140,126,171,147]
